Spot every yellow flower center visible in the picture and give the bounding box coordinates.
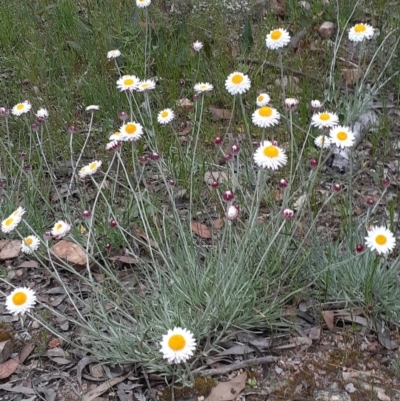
[354,24,366,33]
[114,131,121,136]
[375,234,387,245]
[319,113,330,121]
[55,223,63,231]
[271,30,282,40]
[125,124,137,134]
[257,95,264,102]
[16,104,25,110]
[24,237,33,246]
[337,131,347,141]
[168,334,186,351]
[12,292,27,306]
[161,111,169,118]
[231,74,243,85]
[141,83,150,88]
[263,145,279,158]
[259,107,273,117]
[89,162,98,170]
[200,85,206,90]
[124,78,134,86]
[5,217,14,226]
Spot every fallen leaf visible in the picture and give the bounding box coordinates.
[293,337,312,348]
[205,373,247,401]
[83,372,131,401]
[18,260,39,269]
[212,218,225,229]
[0,357,19,379]
[308,327,321,340]
[209,107,232,121]
[322,310,335,331]
[191,222,212,239]
[178,121,192,136]
[110,255,138,265]
[48,338,63,348]
[19,343,35,364]
[177,98,193,111]
[0,240,21,260]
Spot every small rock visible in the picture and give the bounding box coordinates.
[318,22,336,38]
[50,240,88,270]
[275,366,283,374]
[0,240,21,260]
[31,321,41,329]
[345,383,356,393]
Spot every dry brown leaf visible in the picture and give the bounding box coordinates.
[135,229,159,249]
[18,260,39,269]
[308,327,321,340]
[18,343,35,364]
[0,357,19,379]
[110,255,138,265]
[82,372,131,401]
[177,98,194,111]
[213,218,225,229]
[191,222,212,239]
[209,107,232,121]
[205,373,247,401]
[322,310,335,331]
[48,338,63,348]
[342,68,363,85]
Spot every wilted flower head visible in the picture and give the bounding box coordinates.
[284,98,299,109]
[225,72,251,95]
[310,100,323,110]
[0,107,9,116]
[192,40,203,52]
[106,140,122,152]
[348,23,374,42]
[282,208,294,219]
[12,101,31,116]
[107,49,121,59]
[266,28,291,50]
[160,327,196,364]
[6,287,37,316]
[226,205,240,221]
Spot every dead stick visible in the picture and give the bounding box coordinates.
[192,356,277,377]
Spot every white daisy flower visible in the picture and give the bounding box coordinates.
[136,0,151,8]
[160,327,196,364]
[109,131,123,141]
[1,215,22,233]
[266,28,291,50]
[36,108,49,120]
[253,140,287,170]
[21,235,40,254]
[194,82,213,93]
[329,125,355,148]
[349,23,374,42]
[256,93,271,107]
[365,226,396,255]
[116,75,140,92]
[157,109,175,125]
[51,220,71,239]
[12,101,32,116]
[5,287,37,316]
[137,80,156,92]
[311,111,339,129]
[314,135,331,149]
[225,72,251,95]
[11,207,26,218]
[107,49,121,59]
[252,106,281,128]
[79,160,102,178]
[192,40,203,52]
[310,99,323,110]
[86,105,100,112]
[120,122,144,141]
